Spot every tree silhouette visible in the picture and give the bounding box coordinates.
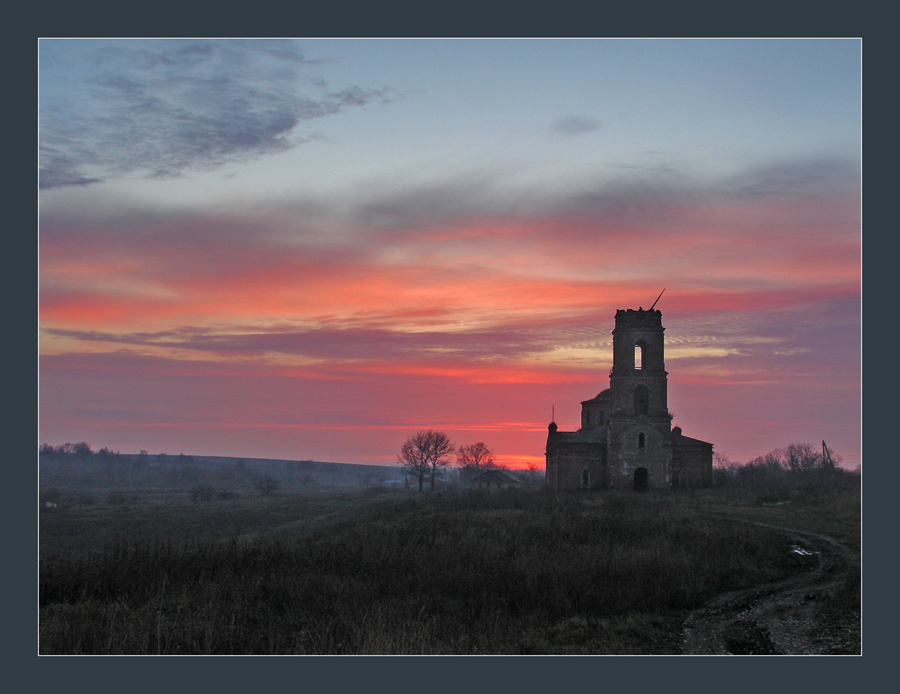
[398,430,454,492]
[456,442,497,471]
[783,442,821,475]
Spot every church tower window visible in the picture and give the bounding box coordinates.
[634,385,649,416]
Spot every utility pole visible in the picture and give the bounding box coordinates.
[822,440,835,474]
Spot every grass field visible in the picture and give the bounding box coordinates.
[38,472,860,655]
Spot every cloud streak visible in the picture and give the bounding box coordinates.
[552,115,602,135]
[39,154,860,346]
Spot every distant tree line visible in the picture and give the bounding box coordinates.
[39,442,232,493]
[712,442,857,487]
[40,442,195,466]
[40,442,95,457]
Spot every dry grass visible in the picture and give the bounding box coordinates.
[40,483,856,655]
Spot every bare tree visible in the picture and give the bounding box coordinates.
[456,442,497,471]
[739,449,786,480]
[398,430,454,492]
[523,463,544,489]
[712,451,739,484]
[737,442,836,482]
[59,442,92,458]
[783,442,822,475]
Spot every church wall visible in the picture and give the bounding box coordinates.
[608,375,669,419]
[672,442,713,487]
[580,402,607,429]
[607,420,672,488]
[546,439,607,490]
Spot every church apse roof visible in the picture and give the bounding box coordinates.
[671,427,713,447]
[549,426,608,443]
[581,389,610,405]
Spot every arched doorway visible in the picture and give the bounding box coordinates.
[634,467,649,491]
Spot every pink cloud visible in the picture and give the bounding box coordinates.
[39,171,861,468]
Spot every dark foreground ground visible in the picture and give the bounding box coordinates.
[681,519,859,654]
[39,478,860,655]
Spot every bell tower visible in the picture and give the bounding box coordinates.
[606,308,673,487]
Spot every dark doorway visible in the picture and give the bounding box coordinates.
[633,467,649,491]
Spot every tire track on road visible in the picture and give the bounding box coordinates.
[681,518,859,655]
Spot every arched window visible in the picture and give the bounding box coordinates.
[638,432,645,449]
[635,343,643,370]
[582,468,590,487]
[634,385,650,416]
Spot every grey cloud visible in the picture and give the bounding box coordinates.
[549,156,858,229]
[38,150,101,189]
[43,312,603,364]
[721,158,860,199]
[40,40,401,190]
[552,116,602,135]
[41,326,528,362]
[342,153,857,239]
[649,163,676,175]
[558,178,702,227]
[350,170,524,231]
[668,292,860,373]
[605,162,643,170]
[743,296,860,369]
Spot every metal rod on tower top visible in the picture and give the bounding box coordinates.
[649,288,666,311]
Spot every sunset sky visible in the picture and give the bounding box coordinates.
[38,38,861,468]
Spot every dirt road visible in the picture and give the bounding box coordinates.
[681,520,860,655]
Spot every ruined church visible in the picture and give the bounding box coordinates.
[546,307,712,491]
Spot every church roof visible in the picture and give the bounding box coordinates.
[581,389,611,405]
[469,469,522,484]
[672,433,713,447]
[549,426,607,443]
